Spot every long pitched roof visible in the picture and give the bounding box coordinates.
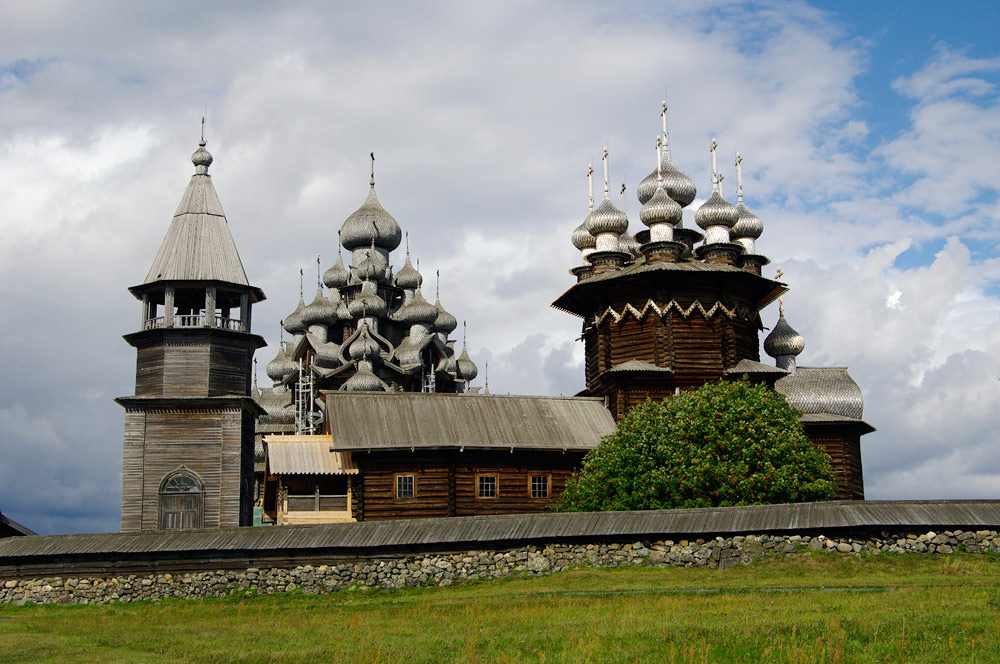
[141,148,251,288]
[324,392,617,451]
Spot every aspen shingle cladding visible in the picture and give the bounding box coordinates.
[323,392,617,451]
[774,367,866,420]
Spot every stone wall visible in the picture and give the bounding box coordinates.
[2,528,997,605]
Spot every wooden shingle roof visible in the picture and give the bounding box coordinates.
[324,393,617,451]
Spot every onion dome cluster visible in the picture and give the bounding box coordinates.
[191,139,213,174]
[732,201,763,252]
[571,220,597,254]
[639,179,683,229]
[434,297,458,335]
[456,343,478,381]
[282,293,307,335]
[348,279,388,319]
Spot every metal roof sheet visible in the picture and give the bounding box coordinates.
[325,393,617,451]
[1,501,997,562]
[142,172,250,287]
[266,436,358,475]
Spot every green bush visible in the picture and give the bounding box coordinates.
[555,380,835,512]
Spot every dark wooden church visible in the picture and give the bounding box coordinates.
[552,105,872,500]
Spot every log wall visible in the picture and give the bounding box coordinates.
[355,449,587,521]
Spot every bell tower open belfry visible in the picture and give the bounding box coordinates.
[117,131,266,532]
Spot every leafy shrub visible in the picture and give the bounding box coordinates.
[555,380,835,512]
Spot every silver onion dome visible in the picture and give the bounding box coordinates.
[347,282,388,319]
[354,250,383,282]
[732,201,764,241]
[571,219,597,251]
[300,284,337,327]
[586,197,629,236]
[340,186,402,252]
[191,139,213,173]
[694,189,739,231]
[397,289,438,324]
[434,298,458,334]
[342,362,386,392]
[618,231,641,257]
[323,252,350,289]
[265,343,295,382]
[282,294,307,335]
[639,182,683,228]
[348,324,382,362]
[637,152,696,207]
[764,312,805,359]
[456,345,478,381]
[394,252,422,290]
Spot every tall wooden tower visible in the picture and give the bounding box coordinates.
[118,135,266,532]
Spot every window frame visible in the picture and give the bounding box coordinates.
[157,466,205,530]
[394,473,416,500]
[476,474,498,500]
[529,474,550,499]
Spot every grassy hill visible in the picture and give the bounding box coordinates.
[1,551,998,663]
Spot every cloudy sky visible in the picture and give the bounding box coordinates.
[1,0,997,534]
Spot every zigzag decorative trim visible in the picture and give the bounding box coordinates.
[593,299,754,325]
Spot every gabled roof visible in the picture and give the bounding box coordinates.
[325,392,617,451]
[140,151,252,290]
[0,510,36,537]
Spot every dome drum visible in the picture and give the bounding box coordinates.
[738,253,769,276]
[639,239,686,264]
[587,249,629,275]
[695,241,743,266]
[570,264,594,282]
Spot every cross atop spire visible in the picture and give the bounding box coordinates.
[735,151,745,203]
[369,151,375,187]
[299,268,303,298]
[656,136,663,179]
[710,138,723,191]
[436,269,440,299]
[775,267,785,315]
[200,116,206,146]
[587,163,594,212]
[602,147,610,197]
[316,255,322,285]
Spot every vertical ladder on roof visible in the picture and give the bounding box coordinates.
[295,358,316,434]
[421,350,436,393]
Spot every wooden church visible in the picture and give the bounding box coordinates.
[118,107,872,532]
[552,104,872,500]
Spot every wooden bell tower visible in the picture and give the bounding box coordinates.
[117,133,265,532]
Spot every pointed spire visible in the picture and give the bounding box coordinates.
[620,182,627,216]
[436,269,440,300]
[656,135,663,180]
[316,255,322,285]
[775,267,785,315]
[370,151,375,188]
[484,362,490,395]
[299,268,304,298]
[253,357,258,393]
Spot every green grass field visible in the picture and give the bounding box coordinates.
[1,552,998,663]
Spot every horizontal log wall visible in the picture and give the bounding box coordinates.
[806,425,865,501]
[356,450,587,520]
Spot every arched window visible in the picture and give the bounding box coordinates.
[158,467,204,530]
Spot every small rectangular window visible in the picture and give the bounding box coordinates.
[477,475,497,499]
[395,474,415,499]
[530,475,549,498]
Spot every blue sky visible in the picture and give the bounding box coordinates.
[0,0,998,534]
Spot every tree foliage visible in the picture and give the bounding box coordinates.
[555,380,835,512]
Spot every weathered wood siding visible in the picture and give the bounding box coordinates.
[355,450,587,521]
[805,424,865,501]
[131,331,257,398]
[120,407,251,532]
